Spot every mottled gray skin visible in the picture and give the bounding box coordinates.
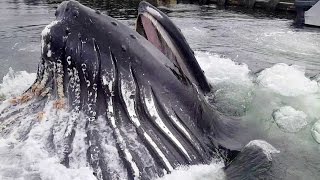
[4,1,274,179]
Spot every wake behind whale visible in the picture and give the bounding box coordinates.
[0,1,279,179]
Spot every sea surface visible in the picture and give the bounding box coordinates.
[0,0,320,179]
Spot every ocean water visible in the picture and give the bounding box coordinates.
[0,0,320,179]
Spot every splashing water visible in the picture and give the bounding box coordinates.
[196,52,254,116]
[256,63,319,96]
[196,51,320,133]
[0,68,36,100]
[272,106,308,133]
[0,103,97,180]
[0,67,227,180]
[197,51,320,179]
[158,161,225,180]
[1,51,320,179]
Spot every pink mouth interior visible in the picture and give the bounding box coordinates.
[137,14,195,87]
[140,16,163,53]
[137,15,178,65]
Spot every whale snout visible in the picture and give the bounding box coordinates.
[55,0,81,20]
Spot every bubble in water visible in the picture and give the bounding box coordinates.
[196,52,253,116]
[256,63,319,97]
[272,106,308,133]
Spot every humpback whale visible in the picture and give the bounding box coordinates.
[0,1,278,179]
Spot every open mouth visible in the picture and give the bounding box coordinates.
[136,3,211,93]
[136,12,182,67]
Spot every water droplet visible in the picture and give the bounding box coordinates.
[95,10,101,14]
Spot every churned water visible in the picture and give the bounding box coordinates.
[0,0,320,179]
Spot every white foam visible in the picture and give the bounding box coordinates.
[0,68,36,99]
[158,161,225,180]
[38,158,96,180]
[68,113,89,169]
[196,52,319,128]
[257,63,319,96]
[196,51,254,115]
[196,52,252,86]
[195,52,320,139]
[0,102,96,180]
[273,106,308,133]
[96,116,128,179]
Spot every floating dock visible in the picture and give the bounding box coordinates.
[295,0,319,26]
[180,0,320,27]
[304,0,320,26]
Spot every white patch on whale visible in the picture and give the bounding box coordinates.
[106,79,140,179]
[120,76,141,127]
[144,92,191,162]
[143,132,174,172]
[41,20,60,54]
[41,20,59,37]
[118,72,175,173]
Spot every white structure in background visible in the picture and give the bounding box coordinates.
[305,0,320,26]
